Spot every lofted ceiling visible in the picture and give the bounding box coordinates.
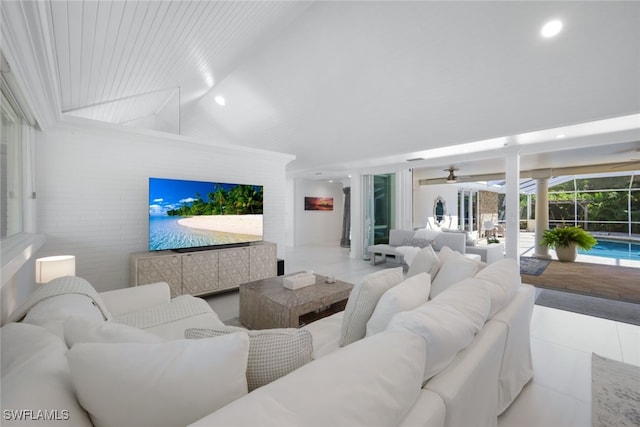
[24,1,640,179]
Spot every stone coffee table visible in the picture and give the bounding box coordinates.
[239,274,353,329]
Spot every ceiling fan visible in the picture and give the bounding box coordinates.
[444,167,458,183]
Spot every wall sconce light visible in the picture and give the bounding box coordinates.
[35,255,76,284]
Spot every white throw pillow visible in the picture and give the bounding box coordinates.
[474,259,522,316]
[365,273,431,336]
[431,278,492,329]
[185,326,313,391]
[1,323,93,427]
[430,250,480,298]
[67,333,250,427]
[339,267,404,346]
[436,245,455,264]
[394,246,421,266]
[64,317,162,347]
[388,281,491,382]
[407,246,441,279]
[413,229,442,241]
[189,331,426,427]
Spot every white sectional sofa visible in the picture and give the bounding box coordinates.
[1,251,533,427]
[368,229,467,265]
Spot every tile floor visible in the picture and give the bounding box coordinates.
[205,242,640,427]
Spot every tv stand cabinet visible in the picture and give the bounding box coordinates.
[130,242,277,297]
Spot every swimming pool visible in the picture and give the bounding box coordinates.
[579,239,640,260]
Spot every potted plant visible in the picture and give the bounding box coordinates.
[541,225,597,262]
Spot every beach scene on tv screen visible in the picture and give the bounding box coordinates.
[149,178,263,251]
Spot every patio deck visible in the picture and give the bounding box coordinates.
[517,232,640,304]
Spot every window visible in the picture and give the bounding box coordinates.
[1,89,23,238]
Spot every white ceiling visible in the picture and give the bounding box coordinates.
[35,1,640,179]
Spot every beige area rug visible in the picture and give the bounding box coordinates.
[592,353,640,427]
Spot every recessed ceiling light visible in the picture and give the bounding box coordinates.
[214,96,226,106]
[541,20,563,38]
[328,180,334,183]
[556,134,566,139]
[348,175,352,178]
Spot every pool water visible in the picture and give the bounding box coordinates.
[578,239,640,260]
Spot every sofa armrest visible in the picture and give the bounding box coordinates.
[99,282,171,317]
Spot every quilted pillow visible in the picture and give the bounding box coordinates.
[185,326,313,391]
[339,267,404,346]
[365,272,431,336]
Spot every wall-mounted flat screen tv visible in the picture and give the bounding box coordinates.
[149,177,264,252]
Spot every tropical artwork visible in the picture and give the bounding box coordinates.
[149,178,263,251]
[305,197,334,211]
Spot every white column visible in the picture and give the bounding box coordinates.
[459,190,465,230]
[349,173,362,259]
[468,191,473,231]
[396,169,413,230]
[533,177,551,259]
[504,147,520,261]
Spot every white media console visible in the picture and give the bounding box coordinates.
[130,242,277,297]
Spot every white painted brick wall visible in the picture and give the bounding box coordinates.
[36,126,290,292]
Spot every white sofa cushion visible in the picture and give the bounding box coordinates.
[301,311,344,358]
[67,333,250,427]
[63,317,162,347]
[407,245,441,279]
[388,280,491,382]
[430,249,480,298]
[185,326,313,391]
[189,331,426,427]
[339,267,404,346]
[1,322,93,427]
[366,272,431,337]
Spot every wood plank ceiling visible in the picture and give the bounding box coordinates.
[46,0,308,129]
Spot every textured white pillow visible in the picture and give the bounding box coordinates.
[1,323,93,427]
[185,326,313,391]
[189,331,426,427]
[64,317,162,347]
[67,333,250,427]
[430,250,480,298]
[407,246,441,279]
[365,273,431,336]
[339,267,404,346]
